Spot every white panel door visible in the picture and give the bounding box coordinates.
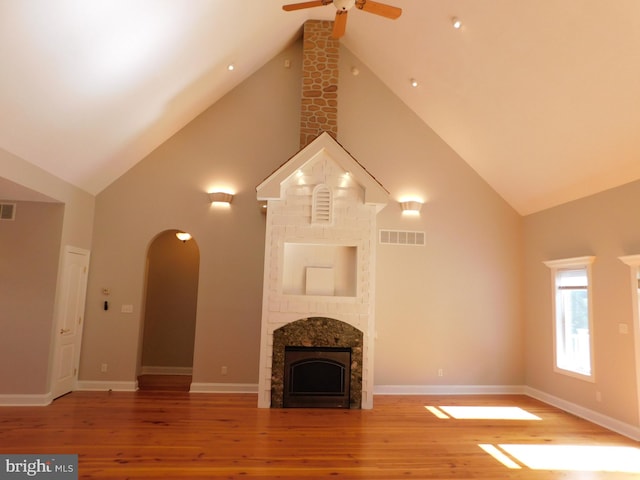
[51,246,90,400]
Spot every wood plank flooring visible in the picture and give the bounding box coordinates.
[0,392,638,479]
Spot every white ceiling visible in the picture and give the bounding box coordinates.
[2,0,640,214]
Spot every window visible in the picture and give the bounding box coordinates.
[544,256,595,380]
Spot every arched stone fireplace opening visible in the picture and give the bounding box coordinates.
[271,317,363,408]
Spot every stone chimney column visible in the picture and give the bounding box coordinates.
[300,20,339,149]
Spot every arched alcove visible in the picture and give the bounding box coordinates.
[139,229,199,390]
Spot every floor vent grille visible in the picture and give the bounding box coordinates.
[379,230,425,246]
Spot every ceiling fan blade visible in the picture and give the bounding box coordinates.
[282,0,333,11]
[355,0,402,19]
[332,11,348,38]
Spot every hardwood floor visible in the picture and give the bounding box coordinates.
[0,392,638,479]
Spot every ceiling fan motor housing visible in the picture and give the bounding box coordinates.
[334,0,355,11]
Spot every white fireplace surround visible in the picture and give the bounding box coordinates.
[256,132,388,408]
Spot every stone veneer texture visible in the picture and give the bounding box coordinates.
[300,20,339,148]
[271,317,363,408]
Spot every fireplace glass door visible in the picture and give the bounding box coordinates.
[283,346,351,408]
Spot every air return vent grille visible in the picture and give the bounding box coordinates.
[312,184,332,225]
[0,203,16,221]
[379,229,425,246]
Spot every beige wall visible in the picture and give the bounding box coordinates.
[80,41,303,384]
[1,149,94,396]
[339,48,524,386]
[524,180,640,426]
[0,201,64,394]
[80,39,524,389]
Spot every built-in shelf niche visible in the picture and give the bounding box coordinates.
[282,243,357,297]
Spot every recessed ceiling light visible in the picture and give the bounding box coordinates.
[452,17,462,29]
[410,78,419,88]
[227,64,235,71]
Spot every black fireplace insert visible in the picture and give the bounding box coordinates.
[283,346,351,408]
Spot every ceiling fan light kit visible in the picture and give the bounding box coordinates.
[282,0,402,39]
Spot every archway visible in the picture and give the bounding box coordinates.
[139,229,199,391]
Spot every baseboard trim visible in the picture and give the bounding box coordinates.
[373,384,526,395]
[525,386,640,441]
[0,392,53,406]
[76,380,138,392]
[140,366,193,375]
[189,382,258,394]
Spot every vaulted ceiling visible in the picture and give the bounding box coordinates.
[2,0,639,214]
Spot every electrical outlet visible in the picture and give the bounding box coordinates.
[221,366,228,375]
[438,368,444,377]
[101,363,108,373]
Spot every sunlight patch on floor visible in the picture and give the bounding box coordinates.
[425,405,541,420]
[501,444,640,472]
[424,406,450,418]
[481,444,640,473]
[479,444,522,469]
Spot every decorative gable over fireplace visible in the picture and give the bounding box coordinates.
[256,132,388,409]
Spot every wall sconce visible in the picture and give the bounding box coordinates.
[208,192,234,204]
[400,200,423,214]
[176,232,192,242]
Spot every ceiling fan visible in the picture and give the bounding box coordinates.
[282,0,402,39]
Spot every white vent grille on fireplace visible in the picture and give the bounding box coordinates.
[379,229,425,246]
[312,184,332,225]
[0,203,16,221]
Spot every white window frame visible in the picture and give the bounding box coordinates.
[543,256,595,382]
